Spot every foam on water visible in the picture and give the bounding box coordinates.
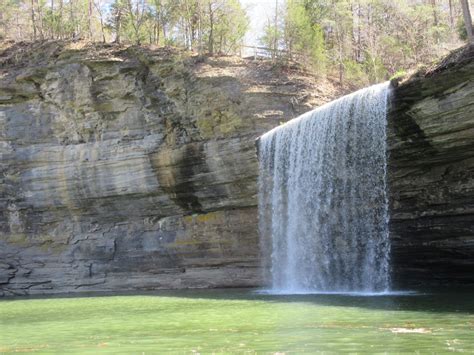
[255,290,419,297]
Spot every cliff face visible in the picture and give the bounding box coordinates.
[387,45,474,287]
[0,42,337,296]
[1,42,473,296]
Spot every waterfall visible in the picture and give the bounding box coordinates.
[258,82,391,294]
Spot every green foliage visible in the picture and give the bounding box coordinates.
[363,54,388,83]
[0,0,247,55]
[389,69,407,81]
[285,0,326,74]
[260,23,282,58]
[342,60,369,87]
[0,0,463,87]
[205,0,249,54]
[457,18,470,41]
[263,0,461,86]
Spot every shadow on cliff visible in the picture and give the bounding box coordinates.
[3,288,474,314]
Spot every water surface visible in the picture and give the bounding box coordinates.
[1,289,473,353]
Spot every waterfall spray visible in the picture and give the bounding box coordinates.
[258,82,391,293]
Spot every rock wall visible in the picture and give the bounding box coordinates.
[0,42,335,296]
[388,45,474,287]
[1,41,473,296]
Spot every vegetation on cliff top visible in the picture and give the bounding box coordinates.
[0,0,472,87]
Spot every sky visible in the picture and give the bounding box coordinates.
[240,0,279,48]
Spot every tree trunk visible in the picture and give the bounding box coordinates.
[50,0,54,38]
[126,0,142,45]
[36,0,44,39]
[208,2,214,55]
[17,12,22,39]
[430,0,439,43]
[69,0,76,39]
[273,0,278,60]
[356,1,362,62]
[460,0,474,42]
[449,0,454,28]
[58,0,63,39]
[430,0,438,26]
[114,7,122,43]
[155,0,161,44]
[88,0,93,40]
[94,0,106,42]
[198,1,203,54]
[31,0,37,40]
[159,1,166,44]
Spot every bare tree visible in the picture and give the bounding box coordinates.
[31,0,37,40]
[208,1,214,54]
[58,0,63,39]
[460,0,474,42]
[125,0,146,44]
[94,0,106,42]
[448,0,455,28]
[274,0,278,60]
[88,0,93,39]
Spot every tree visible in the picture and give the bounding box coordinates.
[109,0,125,43]
[260,0,283,61]
[208,0,215,54]
[31,0,37,40]
[206,0,248,55]
[94,0,107,42]
[284,0,326,73]
[124,0,147,44]
[0,0,465,88]
[460,0,474,42]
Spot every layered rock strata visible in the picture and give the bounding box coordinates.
[0,42,332,296]
[387,45,474,287]
[1,41,473,296]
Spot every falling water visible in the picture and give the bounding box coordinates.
[258,82,391,294]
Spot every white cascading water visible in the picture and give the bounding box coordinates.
[258,82,391,294]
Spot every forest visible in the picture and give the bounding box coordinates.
[1,0,473,85]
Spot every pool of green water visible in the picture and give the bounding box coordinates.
[1,289,474,353]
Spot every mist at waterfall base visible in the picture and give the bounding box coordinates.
[258,82,393,295]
